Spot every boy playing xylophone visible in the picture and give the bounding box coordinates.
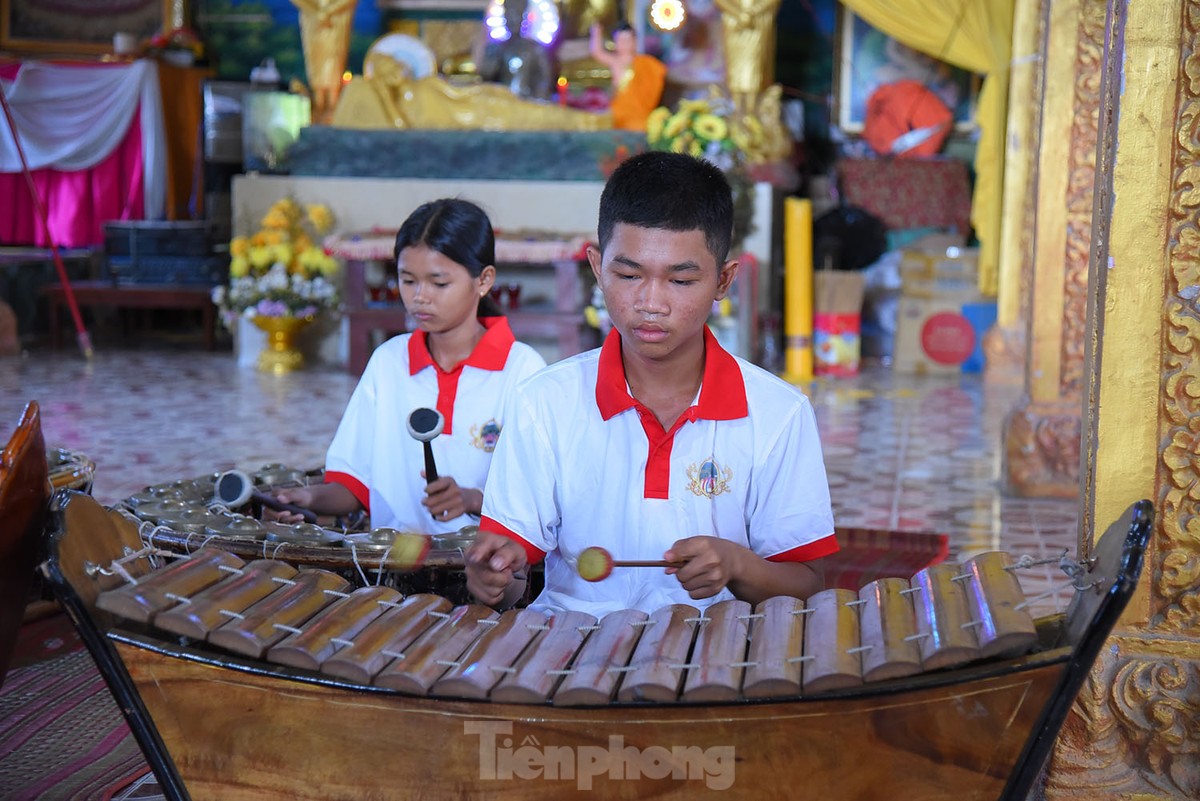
[466,152,837,616]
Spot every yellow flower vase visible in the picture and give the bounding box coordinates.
[252,315,313,375]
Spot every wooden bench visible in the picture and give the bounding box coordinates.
[41,281,217,351]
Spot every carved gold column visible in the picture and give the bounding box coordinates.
[984,0,1046,381]
[1001,0,1105,498]
[1043,0,1200,798]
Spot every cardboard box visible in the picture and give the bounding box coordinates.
[893,246,995,374]
[894,296,996,374]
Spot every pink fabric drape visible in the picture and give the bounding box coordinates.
[0,63,146,248]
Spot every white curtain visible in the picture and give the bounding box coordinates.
[0,59,166,218]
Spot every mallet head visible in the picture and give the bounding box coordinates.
[407,407,444,442]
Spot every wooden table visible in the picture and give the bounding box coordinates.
[41,281,217,351]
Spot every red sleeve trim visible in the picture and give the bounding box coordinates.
[766,534,841,563]
[480,515,547,565]
[325,470,370,512]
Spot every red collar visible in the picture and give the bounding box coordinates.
[408,317,515,375]
[594,327,748,421]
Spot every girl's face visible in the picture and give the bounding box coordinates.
[397,245,494,336]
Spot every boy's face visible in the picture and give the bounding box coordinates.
[588,223,737,363]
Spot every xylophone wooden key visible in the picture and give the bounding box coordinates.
[963,552,1037,659]
[321,593,451,685]
[857,577,923,683]
[492,610,596,704]
[268,586,402,671]
[681,599,751,702]
[207,570,351,659]
[909,563,982,670]
[432,608,546,699]
[742,595,806,699]
[374,604,498,694]
[802,588,863,694]
[618,604,700,703]
[155,559,296,640]
[96,547,244,624]
[553,608,647,706]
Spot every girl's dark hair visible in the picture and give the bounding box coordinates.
[393,198,503,317]
[597,151,733,263]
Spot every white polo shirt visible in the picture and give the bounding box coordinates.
[481,328,837,616]
[326,317,545,533]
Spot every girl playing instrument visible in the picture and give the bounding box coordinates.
[272,199,546,532]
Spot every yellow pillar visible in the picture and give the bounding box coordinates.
[984,0,1046,380]
[1002,0,1104,498]
[782,198,813,384]
[1042,0,1200,797]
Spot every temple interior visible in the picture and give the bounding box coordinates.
[1,0,1197,799]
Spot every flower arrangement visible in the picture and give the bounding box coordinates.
[212,199,341,330]
[646,91,768,173]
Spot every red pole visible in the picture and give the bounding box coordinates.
[0,79,93,359]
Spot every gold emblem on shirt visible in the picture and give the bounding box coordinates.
[686,458,732,497]
[471,419,502,452]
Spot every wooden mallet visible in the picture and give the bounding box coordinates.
[576,546,685,582]
[214,469,318,523]
[407,407,444,484]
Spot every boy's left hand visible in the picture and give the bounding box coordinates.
[663,537,748,600]
[421,475,481,521]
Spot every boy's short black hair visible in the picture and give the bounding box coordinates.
[597,151,734,263]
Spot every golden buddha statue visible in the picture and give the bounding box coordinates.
[332,51,612,131]
[290,0,357,125]
[713,0,782,115]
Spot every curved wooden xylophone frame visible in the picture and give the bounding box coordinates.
[0,402,50,687]
[41,489,1152,801]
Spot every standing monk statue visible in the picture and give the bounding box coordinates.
[713,0,781,115]
[589,22,666,131]
[290,0,357,124]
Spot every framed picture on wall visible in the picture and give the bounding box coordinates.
[834,7,980,135]
[1,0,172,56]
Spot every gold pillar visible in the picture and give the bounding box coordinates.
[983,0,1046,381]
[1001,0,1106,498]
[1043,0,1200,797]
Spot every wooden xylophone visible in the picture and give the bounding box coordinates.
[95,545,1038,704]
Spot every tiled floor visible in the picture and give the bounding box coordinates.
[0,344,1081,616]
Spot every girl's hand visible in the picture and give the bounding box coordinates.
[421,474,481,521]
[264,487,316,524]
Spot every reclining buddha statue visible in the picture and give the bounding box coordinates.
[332,50,613,132]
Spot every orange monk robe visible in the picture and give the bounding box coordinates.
[610,55,667,131]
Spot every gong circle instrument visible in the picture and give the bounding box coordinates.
[116,464,478,603]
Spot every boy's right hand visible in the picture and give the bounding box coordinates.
[466,532,528,607]
[264,487,315,524]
